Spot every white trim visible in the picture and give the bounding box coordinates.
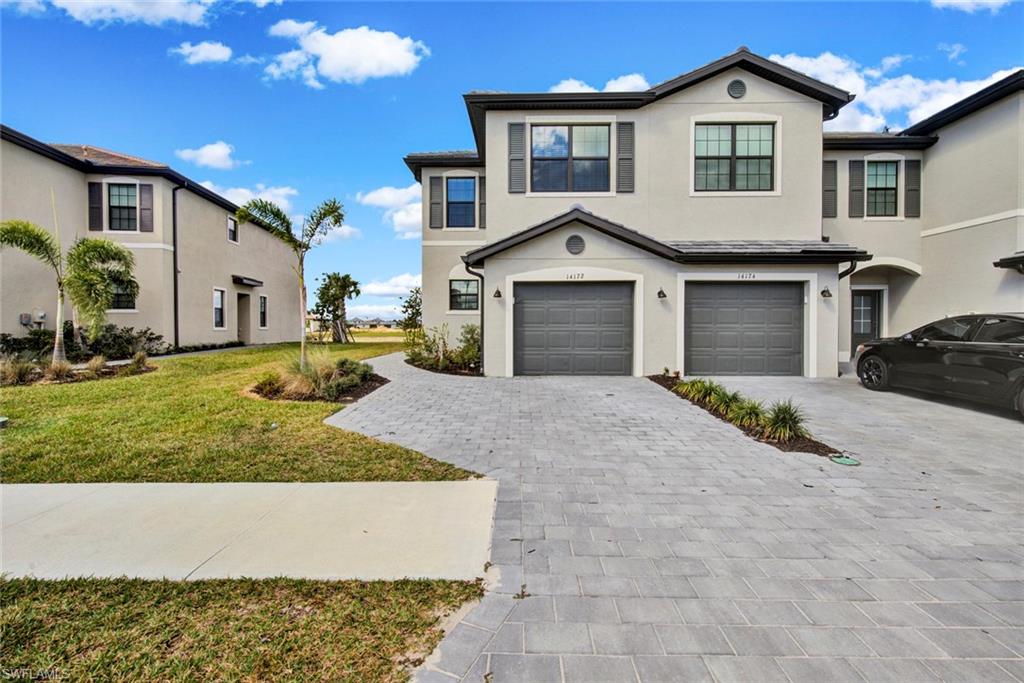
[857,256,923,276]
[441,170,481,231]
[106,309,138,314]
[119,242,174,252]
[921,208,1024,238]
[446,310,480,316]
[212,287,227,330]
[504,266,644,377]
[863,154,906,221]
[102,179,142,234]
[851,284,890,338]
[423,240,486,247]
[525,114,617,124]
[688,113,783,197]
[676,271,819,378]
[258,294,269,330]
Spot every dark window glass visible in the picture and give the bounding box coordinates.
[974,318,1024,344]
[446,178,476,227]
[213,289,225,328]
[228,217,238,242]
[449,279,479,311]
[916,317,974,342]
[108,183,137,230]
[867,161,898,217]
[694,123,774,192]
[110,284,135,310]
[259,296,268,328]
[530,125,608,192]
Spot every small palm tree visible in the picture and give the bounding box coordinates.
[236,198,344,370]
[0,219,138,366]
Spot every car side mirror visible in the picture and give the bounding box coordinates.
[900,333,915,343]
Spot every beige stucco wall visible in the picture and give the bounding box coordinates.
[175,190,300,346]
[0,140,300,348]
[479,221,839,378]
[421,240,482,339]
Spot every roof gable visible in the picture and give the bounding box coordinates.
[902,69,1024,136]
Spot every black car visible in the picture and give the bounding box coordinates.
[855,313,1024,417]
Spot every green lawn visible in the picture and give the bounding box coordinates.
[1,576,482,682]
[0,343,471,483]
[351,329,405,338]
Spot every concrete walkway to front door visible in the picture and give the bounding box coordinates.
[2,481,496,580]
[329,353,1024,683]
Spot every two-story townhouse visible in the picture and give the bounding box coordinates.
[0,125,301,348]
[405,48,1024,378]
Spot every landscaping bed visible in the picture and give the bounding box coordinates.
[0,342,474,483]
[649,374,840,457]
[1,352,153,388]
[250,356,390,403]
[1,576,482,683]
[404,324,482,377]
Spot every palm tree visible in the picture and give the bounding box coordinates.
[0,220,138,366]
[236,198,344,370]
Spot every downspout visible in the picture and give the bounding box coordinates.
[172,185,184,349]
[838,260,859,280]
[463,260,485,375]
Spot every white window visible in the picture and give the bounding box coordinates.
[259,295,268,329]
[227,216,239,243]
[213,288,226,329]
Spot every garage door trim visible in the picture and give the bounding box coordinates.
[505,266,644,377]
[676,272,817,377]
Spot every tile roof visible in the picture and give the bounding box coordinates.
[49,143,167,168]
[664,240,864,254]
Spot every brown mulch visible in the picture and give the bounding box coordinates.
[648,375,841,457]
[404,359,482,377]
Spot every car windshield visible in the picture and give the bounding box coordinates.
[913,317,975,342]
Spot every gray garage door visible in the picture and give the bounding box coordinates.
[513,282,633,375]
[685,282,803,376]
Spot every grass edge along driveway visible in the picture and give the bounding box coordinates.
[1,342,473,483]
[1,576,482,683]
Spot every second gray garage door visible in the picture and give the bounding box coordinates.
[513,282,633,375]
[685,282,804,376]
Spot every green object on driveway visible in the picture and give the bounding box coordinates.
[831,455,861,466]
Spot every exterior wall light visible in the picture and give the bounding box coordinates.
[657,287,668,299]
[820,286,833,298]
[493,287,502,298]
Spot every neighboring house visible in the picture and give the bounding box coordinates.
[0,125,301,347]
[405,47,1024,377]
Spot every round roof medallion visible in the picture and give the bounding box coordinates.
[566,234,585,255]
[727,79,747,99]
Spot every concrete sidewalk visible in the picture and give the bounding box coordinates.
[2,481,496,581]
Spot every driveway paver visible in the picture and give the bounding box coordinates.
[327,353,1024,682]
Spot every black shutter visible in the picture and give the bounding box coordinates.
[822,160,837,218]
[138,184,154,232]
[848,160,865,218]
[88,182,103,231]
[428,176,442,229]
[479,177,486,229]
[904,160,921,218]
[508,123,526,193]
[616,122,635,193]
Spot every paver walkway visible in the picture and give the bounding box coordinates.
[2,481,496,580]
[329,353,1024,683]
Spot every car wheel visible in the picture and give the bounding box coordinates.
[858,355,889,391]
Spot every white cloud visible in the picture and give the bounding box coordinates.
[322,224,361,242]
[931,0,1011,13]
[175,141,243,169]
[170,40,233,65]
[49,0,209,25]
[1,0,45,14]
[548,72,650,93]
[939,42,968,64]
[770,51,1023,131]
[200,181,298,212]
[235,54,263,66]
[863,54,910,78]
[357,183,421,240]
[242,0,281,6]
[265,20,429,88]
[348,303,401,319]
[362,273,421,297]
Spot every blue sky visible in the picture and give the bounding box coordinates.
[2,0,1022,317]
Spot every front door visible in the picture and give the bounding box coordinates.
[237,292,251,345]
[851,289,881,349]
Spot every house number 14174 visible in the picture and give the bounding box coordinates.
[737,273,756,280]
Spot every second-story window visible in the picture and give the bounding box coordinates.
[227,216,239,242]
[446,178,476,227]
[108,183,137,230]
[531,125,610,192]
[867,161,898,217]
[695,123,774,191]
